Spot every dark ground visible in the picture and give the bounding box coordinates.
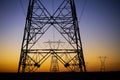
[0,72,119,80]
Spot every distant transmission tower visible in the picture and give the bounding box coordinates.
[50,54,59,72]
[45,40,64,72]
[18,0,86,72]
[99,56,107,72]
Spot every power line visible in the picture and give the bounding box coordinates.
[52,0,55,42]
[19,0,26,17]
[52,0,54,14]
[78,0,87,23]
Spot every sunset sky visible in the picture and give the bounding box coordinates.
[0,0,120,72]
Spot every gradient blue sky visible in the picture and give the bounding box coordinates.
[0,0,120,72]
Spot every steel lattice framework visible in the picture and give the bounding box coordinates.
[99,56,107,72]
[18,0,86,72]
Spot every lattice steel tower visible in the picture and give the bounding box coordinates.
[99,56,107,72]
[18,0,86,72]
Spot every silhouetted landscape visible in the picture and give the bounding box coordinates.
[0,71,119,80]
[0,0,120,79]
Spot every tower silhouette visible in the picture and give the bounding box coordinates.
[50,54,59,72]
[99,56,107,72]
[18,0,86,72]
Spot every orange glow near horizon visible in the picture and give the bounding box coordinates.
[0,29,120,72]
[0,41,120,72]
[0,0,120,72]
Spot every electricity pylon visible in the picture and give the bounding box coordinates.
[50,53,59,72]
[99,56,107,72]
[18,0,86,72]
